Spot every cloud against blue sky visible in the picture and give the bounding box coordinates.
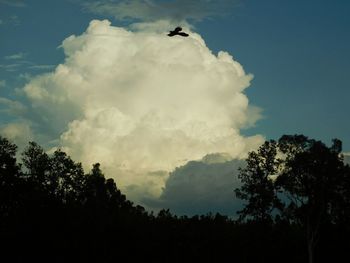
[82,0,236,23]
[1,19,262,207]
[0,0,26,8]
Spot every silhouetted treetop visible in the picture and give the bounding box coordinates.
[235,135,350,263]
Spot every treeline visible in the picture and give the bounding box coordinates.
[0,135,349,262]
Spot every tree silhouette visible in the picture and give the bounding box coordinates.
[50,149,85,203]
[235,140,283,222]
[22,141,50,185]
[235,135,350,263]
[276,135,349,263]
[0,136,21,220]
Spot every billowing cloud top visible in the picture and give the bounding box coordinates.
[4,20,263,204]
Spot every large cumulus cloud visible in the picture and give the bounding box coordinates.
[2,19,263,204]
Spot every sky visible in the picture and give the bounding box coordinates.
[1,0,349,216]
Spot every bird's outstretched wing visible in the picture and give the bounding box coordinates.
[178,32,189,37]
[174,27,182,32]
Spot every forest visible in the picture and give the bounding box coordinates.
[1,134,350,263]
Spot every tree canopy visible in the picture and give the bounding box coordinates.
[235,135,350,263]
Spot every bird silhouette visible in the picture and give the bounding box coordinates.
[168,27,189,37]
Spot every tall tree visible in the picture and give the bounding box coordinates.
[22,141,50,186]
[84,163,107,204]
[234,140,283,222]
[49,149,85,203]
[0,136,21,218]
[276,135,347,263]
[235,135,350,263]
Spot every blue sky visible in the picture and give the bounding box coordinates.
[199,1,350,149]
[1,0,349,150]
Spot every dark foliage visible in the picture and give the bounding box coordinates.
[0,135,349,262]
[235,135,350,263]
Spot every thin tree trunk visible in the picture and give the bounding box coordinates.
[306,215,320,263]
[306,215,314,263]
[307,237,314,263]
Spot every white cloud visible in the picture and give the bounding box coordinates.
[0,63,21,71]
[0,98,30,148]
[6,19,263,204]
[0,15,21,26]
[0,0,26,7]
[0,54,31,72]
[1,52,55,72]
[28,64,55,70]
[0,97,26,114]
[82,0,235,23]
[343,152,350,165]
[0,80,6,88]
[0,122,33,149]
[4,52,26,60]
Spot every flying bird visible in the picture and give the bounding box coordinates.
[168,27,189,37]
